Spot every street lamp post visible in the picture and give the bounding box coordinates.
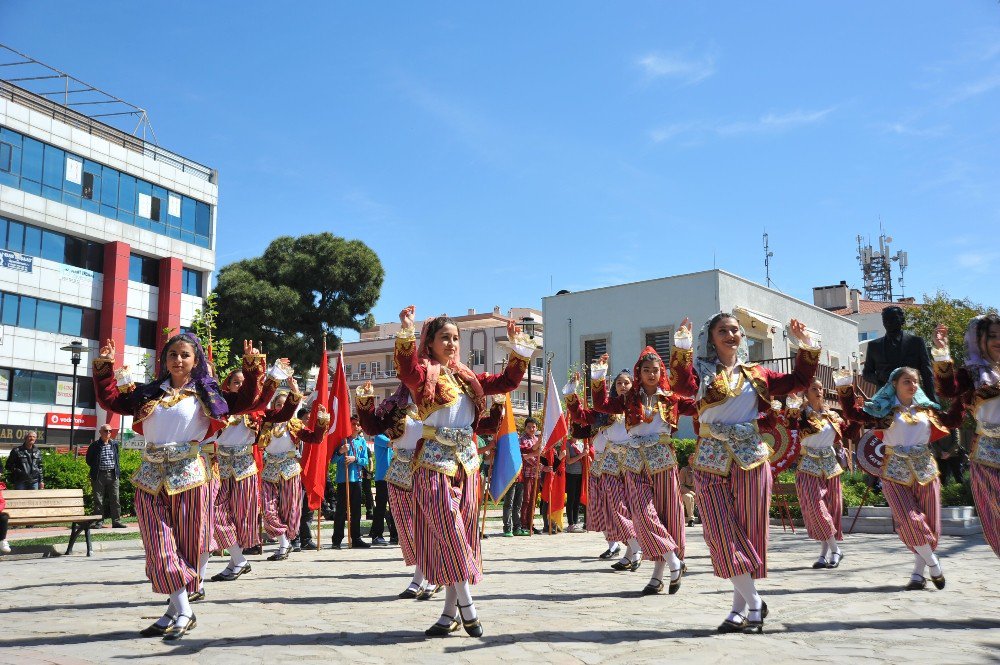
[60,340,87,456]
[521,316,537,418]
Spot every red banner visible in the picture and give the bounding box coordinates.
[45,413,97,429]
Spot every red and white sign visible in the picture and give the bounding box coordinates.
[45,412,97,430]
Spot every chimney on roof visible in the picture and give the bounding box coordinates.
[850,289,861,313]
[897,297,916,304]
[812,282,851,311]
[468,308,476,316]
[493,305,501,315]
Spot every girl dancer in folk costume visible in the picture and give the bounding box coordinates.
[671,314,820,633]
[583,348,696,596]
[394,305,536,638]
[207,364,297,583]
[933,315,1000,557]
[788,382,847,569]
[837,366,961,589]
[565,370,641,568]
[93,335,266,640]
[259,388,330,561]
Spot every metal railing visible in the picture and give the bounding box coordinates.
[756,356,878,404]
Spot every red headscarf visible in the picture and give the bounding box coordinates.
[415,317,487,420]
[624,346,674,428]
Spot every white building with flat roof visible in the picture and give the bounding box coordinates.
[543,269,860,437]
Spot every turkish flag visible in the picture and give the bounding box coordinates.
[300,351,330,510]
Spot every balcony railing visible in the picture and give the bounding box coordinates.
[349,370,397,382]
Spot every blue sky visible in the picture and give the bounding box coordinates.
[3,2,999,338]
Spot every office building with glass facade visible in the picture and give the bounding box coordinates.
[0,80,217,452]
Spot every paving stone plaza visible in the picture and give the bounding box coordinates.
[1,526,997,664]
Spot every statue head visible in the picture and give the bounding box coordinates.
[882,306,906,335]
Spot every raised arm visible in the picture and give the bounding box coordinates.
[589,355,626,415]
[92,339,140,416]
[670,319,698,397]
[224,341,268,415]
[355,381,392,436]
[479,319,535,396]
[263,385,303,424]
[393,305,427,394]
[930,325,974,400]
[564,373,599,425]
[762,321,821,397]
[836,383,877,427]
[295,407,331,445]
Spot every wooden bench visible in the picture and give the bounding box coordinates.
[772,482,800,534]
[4,489,103,556]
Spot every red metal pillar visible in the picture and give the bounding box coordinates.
[156,257,184,371]
[99,242,131,429]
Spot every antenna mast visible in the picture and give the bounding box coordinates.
[856,222,907,302]
[763,231,774,288]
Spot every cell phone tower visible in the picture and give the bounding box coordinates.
[856,224,907,302]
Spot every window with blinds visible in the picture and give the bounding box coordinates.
[583,338,608,401]
[644,329,672,361]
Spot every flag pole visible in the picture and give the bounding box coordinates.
[316,335,328,552]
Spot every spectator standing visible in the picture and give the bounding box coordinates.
[85,424,126,528]
[330,417,371,549]
[932,432,965,485]
[5,431,44,490]
[518,418,542,536]
[501,469,524,537]
[361,437,375,520]
[0,482,9,553]
[565,437,587,532]
[369,433,397,546]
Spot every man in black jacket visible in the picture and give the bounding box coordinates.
[5,431,44,490]
[862,306,936,401]
[85,425,126,528]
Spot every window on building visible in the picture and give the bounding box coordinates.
[535,393,543,407]
[471,349,485,365]
[359,362,368,375]
[182,268,203,297]
[0,216,103,272]
[644,329,672,362]
[746,337,767,362]
[344,364,352,376]
[6,367,94,407]
[0,142,11,172]
[150,195,162,222]
[583,338,607,364]
[370,361,381,376]
[82,171,95,200]
[129,254,160,286]
[0,290,100,338]
[126,316,157,349]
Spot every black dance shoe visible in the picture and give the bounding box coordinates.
[717,614,747,633]
[162,614,197,641]
[812,557,829,569]
[610,559,629,571]
[744,605,765,634]
[267,547,290,561]
[424,615,460,637]
[904,575,927,591]
[641,579,664,595]
[668,566,684,595]
[931,573,946,590]
[458,603,483,637]
[243,544,263,555]
[827,552,844,569]
[628,558,642,572]
[398,586,420,599]
[139,616,175,638]
[187,589,205,602]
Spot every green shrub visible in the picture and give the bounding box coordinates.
[672,438,696,466]
[940,480,974,507]
[41,450,92,507]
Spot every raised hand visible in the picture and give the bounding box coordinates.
[679,317,692,335]
[597,353,610,365]
[288,377,299,393]
[399,305,416,329]
[788,319,809,343]
[243,340,259,358]
[99,338,116,361]
[507,318,521,339]
[571,371,581,383]
[933,324,948,350]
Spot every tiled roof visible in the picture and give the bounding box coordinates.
[828,300,919,316]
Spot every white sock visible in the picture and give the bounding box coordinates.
[438,585,458,624]
[914,545,941,576]
[627,538,641,555]
[170,587,192,625]
[279,533,290,550]
[666,551,682,581]
[819,541,830,559]
[411,566,426,588]
[912,552,927,577]
[229,546,247,568]
[154,598,177,627]
[455,580,476,620]
[651,560,667,584]
[608,540,617,550]
[197,552,210,589]
[731,590,747,615]
[732,574,761,612]
[826,537,841,556]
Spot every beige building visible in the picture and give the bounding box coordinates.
[341,307,545,418]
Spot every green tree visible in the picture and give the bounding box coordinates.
[214,233,383,370]
[906,290,997,366]
[189,292,240,379]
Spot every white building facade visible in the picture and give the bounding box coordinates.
[0,81,216,452]
[543,270,860,437]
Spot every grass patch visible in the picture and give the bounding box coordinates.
[13,531,144,546]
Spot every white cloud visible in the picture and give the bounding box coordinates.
[650,107,835,143]
[956,251,1000,273]
[636,52,716,85]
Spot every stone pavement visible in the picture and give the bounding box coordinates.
[0,525,998,665]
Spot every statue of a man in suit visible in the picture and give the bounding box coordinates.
[862,305,936,401]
